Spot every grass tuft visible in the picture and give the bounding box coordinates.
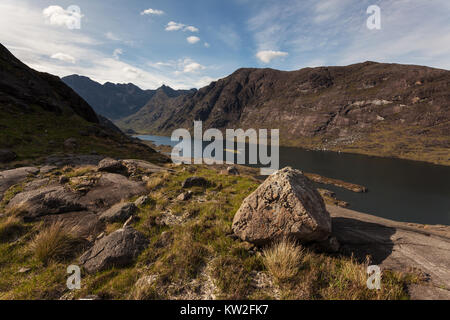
[263,238,302,283]
[30,222,85,265]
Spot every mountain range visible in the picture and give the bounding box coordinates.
[62,75,194,120]
[116,62,450,165]
[0,43,165,164]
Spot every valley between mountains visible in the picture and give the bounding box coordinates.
[65,62,450,166]
[0,43,449,300]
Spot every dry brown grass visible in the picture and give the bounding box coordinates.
[146,176,165,190]
[30,222,85,265]
[263,238,303,283]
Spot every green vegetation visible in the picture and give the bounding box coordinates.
[30,222,85,265]
[0,106,167,169]
[0,165,420,300]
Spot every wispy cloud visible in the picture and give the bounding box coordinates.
[247,0,450,69]
[187,36,200,44]
[50,52,76,64]
[0,0,214,89]
[256,50,288,63]
[165,21,199,32]
[140,8,165,16]
[43,5,83,29]
[183,61,206,73]
[113,48,123,60]
[105,32,121,41]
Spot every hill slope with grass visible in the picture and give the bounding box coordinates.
[0,44,167,166]
[1,161,448,300]
[118,62,450,165]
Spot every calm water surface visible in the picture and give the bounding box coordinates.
[137,135,450,225]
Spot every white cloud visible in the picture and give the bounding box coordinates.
[43,5,83,29]
[166,21,185,31]
[113,48,123,60]
[105,32,121,41]
[0,1,215,89]
[256,50,288,63]
[165,21,199,32]
[187,36,200,44]
[140,8,164,15]
[184,26,199,32]
[50,52,76,64]
[183,62,206,73]
[149,58,207,75]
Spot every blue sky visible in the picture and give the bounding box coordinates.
[1,0,449,89]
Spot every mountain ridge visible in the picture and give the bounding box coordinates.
[62,75,195,120]
[0,43,167,165]
[117,61,450,165]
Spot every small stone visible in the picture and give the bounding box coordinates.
[59,176,69,184]
[182,176,210,188]
[227,166,239,175]
[176,191,192,201]
[99,202,137,223]
[18,267,31,273]
[134,195,151,207]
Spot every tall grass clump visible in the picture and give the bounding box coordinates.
[30,222,84,265]
[263,238,303,283]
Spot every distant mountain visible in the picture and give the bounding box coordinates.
[62,75,195,121]
[118,85,196,131]
[117,62,450,165]
[61,75,157,120]
[0,43,166,164]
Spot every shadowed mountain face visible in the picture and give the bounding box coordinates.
[118,62,450,165]
[62,75,156,120]
[0,45,99,124]
[0,44,166,164]
[62,75,195,120]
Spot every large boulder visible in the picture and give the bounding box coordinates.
[78,173,146,210]
[97,158,126,174]
[0,167,39,199]
[7,185,85,220]
[79,227,148,273]
[99,202,137,223]
[232,167,331,245]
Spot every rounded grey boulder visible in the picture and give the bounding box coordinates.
[232,167,331,245]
